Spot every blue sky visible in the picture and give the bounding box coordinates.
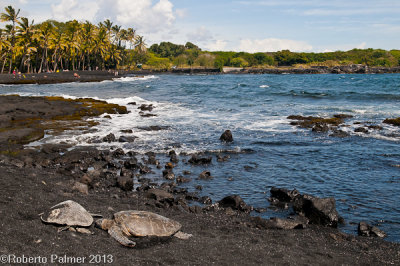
[2,0,400,52]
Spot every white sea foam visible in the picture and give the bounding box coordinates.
[113,75,158,82]
[259,85,270,88]
[243,118,294,132]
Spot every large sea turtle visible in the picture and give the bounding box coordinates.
[40,200,95,232]
[96,210,191,247]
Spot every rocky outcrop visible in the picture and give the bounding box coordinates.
[358,222,387,238]
[188,155,212,165]
[102,133,116,143]
[294,195,340,228]
[218,195,252,212]
[220,130,233,142]
[270,187,300,202]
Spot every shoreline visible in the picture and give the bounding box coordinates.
[0,95,399,264]
[0,65,400,85]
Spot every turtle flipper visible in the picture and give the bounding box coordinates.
[108,225,136,247]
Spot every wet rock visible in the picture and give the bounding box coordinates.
[176,176,191,183]
[383,117,400,126]
[72,181,89,195]
[217,154,230,162]
[312,123,329,133]
[139,112,157,117]
[103,115,112,119]
[329,129,350,138]
[198,170,212,180]
[254,208,267,213]
[169,152,179,163]
[200,196,212,205]
[293,194,340,227]
[146,152,158,165]
[127,102,137,105]
[358,222,387,238]
[112,148,125,157]
[195,185,203,190]
[118,136,136,143]
[354,127,369,134]
[120,129,133,134]
[124,158,138,169]
[333,114,354,119]
[139,165,151,174]
[138,104,154,111]
[185,192,200,201]
[288,115,343,129]
[182,170,191,175]
[163,169,175,180]
[218,195,252,212]
[120,168,133,177]
[270,187,300,202]
[220,130,233,142]
[117,176,133,191]
[138,126,169,131]
[107,161,122,169]
[145,188,174,203]
[367,125,383,130]
[188,155,212,165]
[173,187,188,194]
[102,133,116,143]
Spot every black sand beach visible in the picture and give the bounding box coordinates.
[0,95,399,265]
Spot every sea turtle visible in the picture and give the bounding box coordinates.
[40,200,94,232]
[96,210,192,247]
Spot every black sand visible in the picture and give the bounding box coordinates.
[0,95,399,265]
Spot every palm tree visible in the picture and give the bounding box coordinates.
[81,21,95,70]
[111,25,121,46]
[135,36,147,54]
[17,17,36,72]
[64,20,80,70]
[35,21,54,73]
[49,23,67,71]
[126,27,136,50]
[93,26,108,70]
[0,5,20,73]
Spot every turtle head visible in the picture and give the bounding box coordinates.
[95,218,114,230]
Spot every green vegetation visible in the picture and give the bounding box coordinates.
[0,5,146,73]
[147,41,400,70]
[1,5,399,72]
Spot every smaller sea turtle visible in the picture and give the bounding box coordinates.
[40,200,94,232]
[96,210,191,247]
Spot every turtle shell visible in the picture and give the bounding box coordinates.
[113,211,181,237]
[41,200,93,227]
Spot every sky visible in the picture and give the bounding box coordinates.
[1,0,400,52]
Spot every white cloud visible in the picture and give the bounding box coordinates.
[50,0,176,33]
[238,38,313,52]
[205,40,228,51]
[319,42,367,52]
[186,26,213,44]
[175,8,187,18]
[51,0,99,21]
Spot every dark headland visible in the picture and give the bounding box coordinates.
[1,65,400,85]
[0,95,399,265]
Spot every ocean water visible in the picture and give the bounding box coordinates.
[2,74,400,242]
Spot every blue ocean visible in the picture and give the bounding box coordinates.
[2,74,400,242]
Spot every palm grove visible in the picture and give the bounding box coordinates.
[0,6,147,73]
[2,5,400,74]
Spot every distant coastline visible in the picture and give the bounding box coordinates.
[0,65,399,85]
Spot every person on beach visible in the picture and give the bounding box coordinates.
[12,69,16,78]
